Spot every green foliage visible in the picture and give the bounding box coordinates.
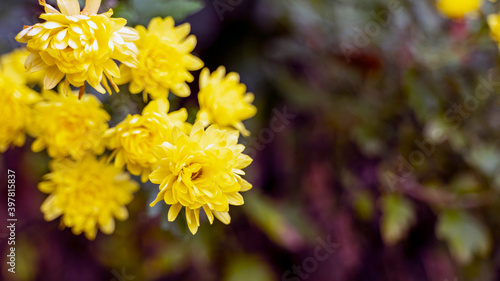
[6,236,38,281]
[466,145,500,178]
[380,194,416,246]
[259,1,500,273]
[243,192,305,248]
[223,256,275,281]
[353,191,375,221]
[449,173,482,194]
[115,0,204,25]
[436,210,491,264]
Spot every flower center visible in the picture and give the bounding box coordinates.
[191,169,202,181]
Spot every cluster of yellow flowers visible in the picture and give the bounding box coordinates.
[0,0,257,239]
[435,0,500,52]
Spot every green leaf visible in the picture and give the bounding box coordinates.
[12,236,38,281]
[223,255,275,281]
[242,192,305,249]
[353,191,375,221]
[403,70,439,122]
[466,145,500,178]
[436,210,491,264]
[124,0,204,25]
[449,173,482,194]
[380,194,416,245]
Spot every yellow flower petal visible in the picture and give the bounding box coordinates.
[203,205,214,224]
[214,211,231,225]
[43,66,65,89]
[39,0,62,14]
[57,0,81,16]
[227,192,244,206]
[100,218,115,234]
[25,53,46,74]
[168,204,182,221]
[186,208,199,234]
[82,0,102,15]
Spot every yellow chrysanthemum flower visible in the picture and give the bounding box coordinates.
[196,66,257,136]
[39,155,139,240]
[15,0,139,97]
[116,17,204,100]
[105,99,191,182]
[29,90,110,160]
[149,122,253,234]
[436,0,482,19]
[0,48,44,86]
[0,75,40,152]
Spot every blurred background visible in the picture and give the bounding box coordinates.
[2,0,500,280]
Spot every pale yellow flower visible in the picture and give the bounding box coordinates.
[105,99,191,182]
[116,17,204,100]
[29,90,110,160]
[0,75,40,152]
[196,66,256,136]
[436,0,482,19]
[39,155,139,240]
[149,122,253,234]
[0,48,44,86]
[15,0,139,96]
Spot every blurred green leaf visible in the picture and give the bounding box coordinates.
[466,145,500,178]
[449,173,482,194]
[117,0,204,25]
[436,210,491,264]
[223,255,274,281]
[403,70,439,122]
[147,241,194,277]
[380,194,416,245]
[3,236,38,281]
[351,125,384,157]
[353,191,375,221]
[243,192,304,249]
